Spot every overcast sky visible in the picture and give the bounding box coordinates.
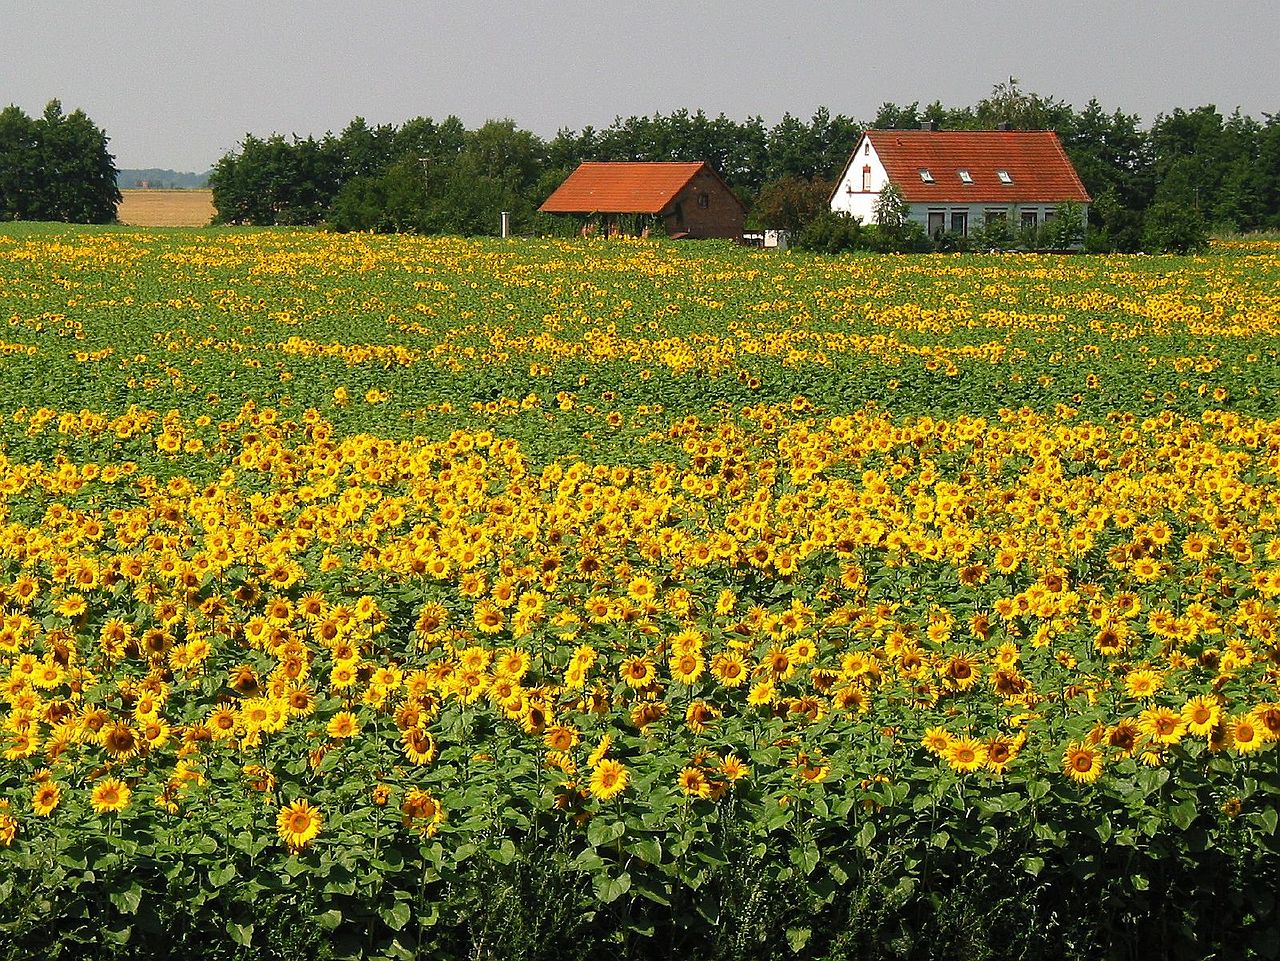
[3,0,1276,172]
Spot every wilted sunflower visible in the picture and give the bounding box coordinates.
[401,788,445,835]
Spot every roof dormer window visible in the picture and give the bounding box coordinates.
[996,169,1013,184]
[958,169,973,184]
[919,168,934,183]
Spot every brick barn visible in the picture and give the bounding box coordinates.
[540,162,745,240]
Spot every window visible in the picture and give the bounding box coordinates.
[984,209,1007,226]
[1020,210,1038,230]
[996,169,1013,184]
[958,169,972,184]
[927,211,946,237]
[1043,208,1058,224]
[864,141,870,156]
[697,192,710,209]
[950,211,968,236]
[861,165,872,191]
[919,168,934,183]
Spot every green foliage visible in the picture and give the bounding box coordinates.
[873,182,909,231]
[1049,201,1086,250]
[0,100,119,223]
[750,177,833,232]
[1143,201,1210,253]
[796,211,864,253]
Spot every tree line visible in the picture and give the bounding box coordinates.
[4,85,1279,251]
[0,100,120,223]
[209,80,1280,251]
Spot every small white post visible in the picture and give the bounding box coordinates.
[500,211,510,238]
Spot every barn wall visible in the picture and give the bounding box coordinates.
[662,170,744,239]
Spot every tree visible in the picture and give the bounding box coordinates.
[0,100,118,223]
[1049,201,1086,249]
[874,181,908,231]
[0,105,38,219]
[751,177,832,232]
[1143,201,1208,253]
[974,77,1073,132]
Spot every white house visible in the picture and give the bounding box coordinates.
[830,126,1091,242]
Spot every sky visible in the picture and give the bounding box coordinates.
[3,0,1276,172]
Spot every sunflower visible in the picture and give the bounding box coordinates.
[588,759,628,801]
[1227,715,1266,755]
[710,651,748,688]
[619,656,656,689]
[326,711,361,739]
[1123,668,1163,700]
[678,767,713,799]
[747,679,776,707]
[1093,623,1128,656]
[944,737,986,773]
[1181,696,1220,737]
[1138,706,1185,745]
[32,781,61,816]
[944,654,980,690]
[543,724,579,752]
[90,777,131,814]
[102,721,140,759]
[985,736,1019,775]
[1252,704,1280,742]
[669,652,705,685]
[206,707,239,741]
[276,798,322,851]
[1063,742,1103,784]
[587,734,613,767]
[1106,719,1141,756]
[720,754,750,781]
[401,727,438,765]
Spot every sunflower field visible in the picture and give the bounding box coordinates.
[1,224,1278,960]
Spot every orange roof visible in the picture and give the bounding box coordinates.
[865,130,1091,204]
[539,162,708,214]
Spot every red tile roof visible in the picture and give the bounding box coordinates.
[865,130,1091,204]
[539,162,708,214]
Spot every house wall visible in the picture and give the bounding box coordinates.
[906,202,1089,244]
[830,135,888,223]
[662,169,745,239]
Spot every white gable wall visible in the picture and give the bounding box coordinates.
[830,135,887,223]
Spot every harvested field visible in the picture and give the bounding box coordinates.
[116,188,215,227]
